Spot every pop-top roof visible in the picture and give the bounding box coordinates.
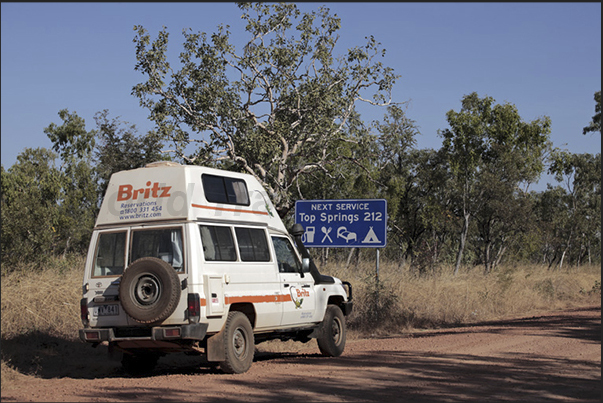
[95,163,285,232]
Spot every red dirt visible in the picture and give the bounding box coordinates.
[1,305,600,402]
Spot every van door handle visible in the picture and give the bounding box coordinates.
[283,284,289,288]
[302,284,311,288]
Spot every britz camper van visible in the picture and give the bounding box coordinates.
[79,161,352,374]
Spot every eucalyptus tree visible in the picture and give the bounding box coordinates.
[534,185,568,267]
[94,110,167,202]
[413,148,455,271]
[548,150,601,267]
[440,93,551,274]
[1,109,98,266]
[372,105,421,267]
[131,2,399,217]
[44,109,98,255]
[474,151,536,273]
[1,149,63,268]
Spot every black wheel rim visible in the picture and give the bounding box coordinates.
[331,316,342,345]
[233,328,248,359]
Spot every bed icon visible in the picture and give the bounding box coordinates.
[337,226,357,243]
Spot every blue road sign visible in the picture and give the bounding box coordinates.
[295,199,387,248]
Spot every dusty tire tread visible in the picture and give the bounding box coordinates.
[219,311,255,374]
[317,305,346,357]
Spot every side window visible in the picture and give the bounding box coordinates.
[271,236,302,273]
[235,227,270,262]
[199,225,236,261]
[130,228,184,271]
[202,174,250,206]
[94,231,126,277]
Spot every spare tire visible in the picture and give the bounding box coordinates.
[119,257,181,325]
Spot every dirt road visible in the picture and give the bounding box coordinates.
[1,305,600,402]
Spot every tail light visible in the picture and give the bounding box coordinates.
[187,293,200,323]
[80,298,89,327]
[83,330,100,341]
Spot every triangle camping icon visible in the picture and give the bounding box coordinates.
[362,226,380,244]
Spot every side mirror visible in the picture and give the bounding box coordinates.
[301,257,310,273]
[296,257,309,278]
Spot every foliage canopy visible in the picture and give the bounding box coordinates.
[132,2,399,216]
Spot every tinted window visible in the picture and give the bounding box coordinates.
[94,231,126,277]
[130,228,184,271]
[199,225,237,261]
[202,174,249,206]
[235,227,270,262]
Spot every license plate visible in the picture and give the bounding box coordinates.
[95,304,119,316]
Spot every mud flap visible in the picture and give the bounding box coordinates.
[306,323,324,339]
[206,331,225,362]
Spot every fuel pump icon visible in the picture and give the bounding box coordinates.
[301,226,316,243]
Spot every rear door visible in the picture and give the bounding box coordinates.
[126,225,189,325]
[86,229,129,327]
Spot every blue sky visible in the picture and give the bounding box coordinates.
[1,2,601,191]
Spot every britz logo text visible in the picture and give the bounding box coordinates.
[296,288,310,298]
[117,181,172,201]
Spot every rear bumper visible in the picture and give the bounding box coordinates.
[79,323,208,343]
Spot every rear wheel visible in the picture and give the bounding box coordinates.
[218,311,255,374]
[317,305,346,357]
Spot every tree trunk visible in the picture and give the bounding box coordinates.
[431,229,439,269]
[454,213,470,276]
[62,236,71,259]
[345,248,359,269]
[484,240,492,275]
[493,245,506,269]
[558,229,574,270]
[558,249,566,270]
[321,247,329,266]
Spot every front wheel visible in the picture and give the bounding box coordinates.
[218,311,255,374]
[317,305,346,357]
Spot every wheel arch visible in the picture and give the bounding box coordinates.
[227,302,256,329]
[327,295,345,313]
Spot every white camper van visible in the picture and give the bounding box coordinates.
[79,161,352,374]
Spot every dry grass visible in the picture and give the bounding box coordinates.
[323,261,601,336]
[1,255,84,340]
[1,254,600,390]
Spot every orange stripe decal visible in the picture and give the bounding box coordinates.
[192,203,269,216]
[200,295,292,307]
[225,294,292,305]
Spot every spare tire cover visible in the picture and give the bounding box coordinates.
[119,257,181,325]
